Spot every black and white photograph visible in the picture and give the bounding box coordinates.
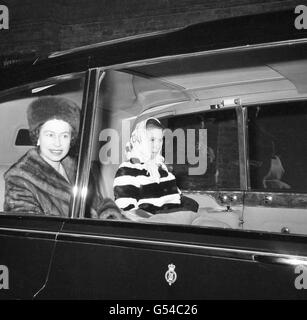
[1,0,307,305]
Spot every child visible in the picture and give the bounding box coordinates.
[113,117,198,220]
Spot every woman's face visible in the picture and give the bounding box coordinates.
[146,127,163,160]
[38,119,72,165]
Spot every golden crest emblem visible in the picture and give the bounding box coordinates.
[165,263,177,286]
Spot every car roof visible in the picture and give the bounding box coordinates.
[1,9,307,92]
[47,9,307,63]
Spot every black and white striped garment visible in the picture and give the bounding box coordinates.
[113,159,182,214]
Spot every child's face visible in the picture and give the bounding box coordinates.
[146,127,163,160]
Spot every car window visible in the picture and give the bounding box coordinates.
[0,73,85,215]
[247,101,307,192]
[243,100,307,236]
[162,108,240,192]
[14,129,32,146]
[84,64,241,228]
[83,47,307,235]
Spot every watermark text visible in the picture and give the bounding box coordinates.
[98,125,208,176]
[294,265,307,289]
[0,5,9,30]
[0,265,9,290]
[295,5,307,30]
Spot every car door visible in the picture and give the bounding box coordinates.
[0,71,86,299]
[243,101,307,235]
[37,66,307,299]
[38,213,307,299]
[0,215,63,299]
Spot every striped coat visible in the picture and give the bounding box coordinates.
[113,159,182,214]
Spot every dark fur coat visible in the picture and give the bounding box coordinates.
[4,148,120,217]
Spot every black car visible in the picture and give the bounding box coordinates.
[1,9,307,299]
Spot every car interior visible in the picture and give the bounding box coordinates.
[91,40,307,232]
[1,40,307,234]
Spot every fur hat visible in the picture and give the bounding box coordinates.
[27,96,80,136]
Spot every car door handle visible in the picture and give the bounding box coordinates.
[253,254,307,267]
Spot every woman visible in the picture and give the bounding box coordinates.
[4,96,122,218]
[113,117,198,219]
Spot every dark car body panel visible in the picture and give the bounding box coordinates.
[0,216,64,299]
[37,219,307,299]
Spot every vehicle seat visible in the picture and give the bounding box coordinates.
[0,165,9,212]
[90,160,118,200]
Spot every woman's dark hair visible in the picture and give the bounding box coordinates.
[29,125,42,145]
[29,124,78,147]
[146,118,164,130]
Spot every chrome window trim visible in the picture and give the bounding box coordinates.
[58,231,307,265]
[0,71,85,99]
[236,106,248,191]
[70,68,101,219]
[48,28,183,58]
[0,226,306,266]
[0,226,61,240]
[98,38,307,72]
[242,97,307,107]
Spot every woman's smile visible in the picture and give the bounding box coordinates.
[37,119,72,169]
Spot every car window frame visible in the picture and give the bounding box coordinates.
[0,70,88,219]
[244,98,307,194]
[80,53,250,225]
[79,41,307,237]
[72,68,101,218]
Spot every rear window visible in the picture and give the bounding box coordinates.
[247,101,307,192]
[162,108,240,191]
